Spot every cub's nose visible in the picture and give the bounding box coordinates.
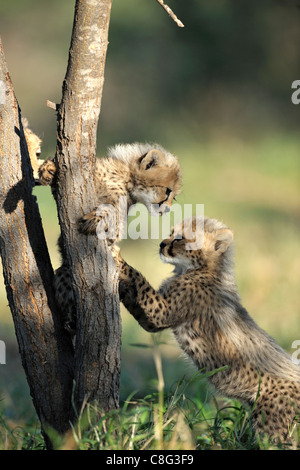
[160,241,166,250]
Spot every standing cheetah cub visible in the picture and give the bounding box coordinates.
[116,216,300,443]
[39,143,182,332]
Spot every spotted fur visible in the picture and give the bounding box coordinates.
[38,143,182,333]
[22,118,42,179]
[116,216,300,443]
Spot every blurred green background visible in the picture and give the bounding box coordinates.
[0,0,299,425]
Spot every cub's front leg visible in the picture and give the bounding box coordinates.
[113,250,173,332]
[78,203,124,243]
[78,208,105,235]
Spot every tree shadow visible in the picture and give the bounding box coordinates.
[3,115,55,298]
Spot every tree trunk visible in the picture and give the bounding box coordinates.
[55,0,121,414]
[0,0,120,448]
[0,39,74,442]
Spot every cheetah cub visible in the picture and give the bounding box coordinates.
[116,216,300,443]
[22,118,42,180]
[39,143,181,237]
[39,143,182,333]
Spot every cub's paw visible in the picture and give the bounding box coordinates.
[38,159,57,186]
[78,210,118,245]
[78,210,103,235]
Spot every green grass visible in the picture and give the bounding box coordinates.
[1,341,298,450]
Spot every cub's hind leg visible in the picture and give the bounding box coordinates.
[54,264,76,335]
[53,235,76,334]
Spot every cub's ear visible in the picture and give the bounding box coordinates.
[22,117,29,129]
[214,228,233,253]
[139,149,166,171]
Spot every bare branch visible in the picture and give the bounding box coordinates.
[46,99,58,110]
[155,0,184,28]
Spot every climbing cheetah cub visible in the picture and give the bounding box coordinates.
[39,143,181,237]
[22,118,42,180]
[116,216,300,443]
[39,143,182,333]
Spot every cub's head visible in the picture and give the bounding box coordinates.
[22,118,42,179]
[159,216,234,275]
[108,143,182,215]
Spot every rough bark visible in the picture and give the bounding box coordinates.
[55,0,121,414]
[0,0,120,446]
[0,39,74,440]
